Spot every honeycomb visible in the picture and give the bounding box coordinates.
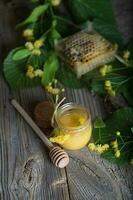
[56,31,117,77]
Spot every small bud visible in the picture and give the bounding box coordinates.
[25,42,34,51]
[123,50,130,60]
[105,80,111,87]
[34,40,44,49]
[61,88,65,92]
[32,49,41,56]
[116,131,121,136]
[88,143,96,151]
[34,69,43,77]
[115,150,120,158]
[51,0,61,6]
[23,29,33,38]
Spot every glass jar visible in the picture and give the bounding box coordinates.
[54,103,92,150]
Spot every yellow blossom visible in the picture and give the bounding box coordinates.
[61,88,65,92]
[77,116,86,126]
[111,140,118,149]
[51,0,61,6]
[88,143,96,151]
[115,150,120,158]
[25,42,34,51]
[32,49,41,56]
[116,131,121,136]
[34,69,43,77]
[88,143,109,154]
[26,65,35,79]
[49,129,70,145]
[130,159,133,165]
[23,29,33,38]
[45,84,62,95]
[105,80,111,87]
[34,40,44,49]
[99,65,112,76]
[123,50,130,60]
[102,144,109,151]
[96,144,104,154]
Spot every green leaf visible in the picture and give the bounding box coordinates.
[94,117,106,128]
[93,107,133,165]
[3,48,41,90]
[69,0,91,23]
[55,15,79,37]
[94,19,123,45]
[91,79,105,95]
[102,151,128,165]
[69,0,116,24]
[42,52,59,86]
[69,0,123,44]
[18,3,49,27]
[49,28,61,41]
[56,63,82,88]
[13,48,31,61]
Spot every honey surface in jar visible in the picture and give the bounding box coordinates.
[57,106,92,150]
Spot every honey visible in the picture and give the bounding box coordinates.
[53,103,92,150]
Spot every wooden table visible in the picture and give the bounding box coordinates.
[0,0,133,199]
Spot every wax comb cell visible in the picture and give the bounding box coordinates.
[56,31,117,77]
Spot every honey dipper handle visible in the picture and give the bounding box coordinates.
[11,99,53,149]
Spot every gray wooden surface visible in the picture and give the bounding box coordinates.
[0,0,133,199]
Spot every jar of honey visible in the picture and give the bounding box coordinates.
[53,103,92,150]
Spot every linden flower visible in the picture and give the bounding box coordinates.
[116,131,121,136]
[51,0,61,6]
[111,140,118,149]
[105,80,111,87]
[99,65,112,76]
[25,42,34,51]
[88,143,96,151]
[46,85,60,95]
[26,65,35,79]
[23,29,33,38]
[34,40,44,49]
[34,69,43,77]
[49,134,70,145]
[32,49,41,56]
[96,144,104,154]
[115,150,120,158]
[102,144,109,151]
[123,50,130,60]
[78,116,85,126]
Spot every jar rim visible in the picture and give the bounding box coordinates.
[55,102,91,131]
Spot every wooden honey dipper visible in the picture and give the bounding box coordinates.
[11,99,69,168]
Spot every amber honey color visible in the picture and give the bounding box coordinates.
[55,103,92,150]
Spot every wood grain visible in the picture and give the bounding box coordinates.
[0,0,133,199]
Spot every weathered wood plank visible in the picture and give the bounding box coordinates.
[0,0,133,199]
[65,89,133,200]
[0,75,70,200]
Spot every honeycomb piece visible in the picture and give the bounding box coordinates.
[56,31,117,77]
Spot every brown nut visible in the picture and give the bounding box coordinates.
[34,101,54,129]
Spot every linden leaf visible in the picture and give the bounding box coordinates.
[18,4,49,27]
[42,52,59,86]
[94,117,106,128]
[13,48,31,61]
